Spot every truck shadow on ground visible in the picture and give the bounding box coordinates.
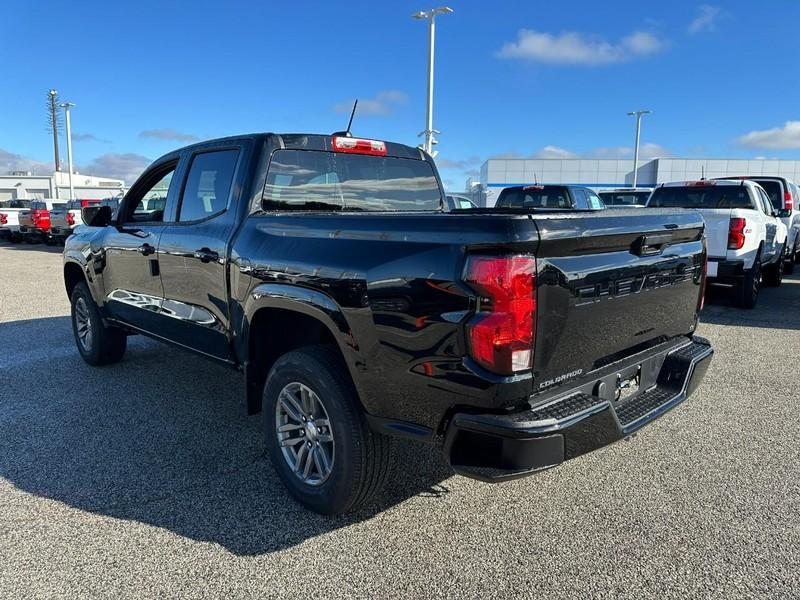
[700,273,800,331]
[0,316,454,556]
[0,239,64,253]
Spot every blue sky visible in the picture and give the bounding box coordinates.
[3,0,800,189]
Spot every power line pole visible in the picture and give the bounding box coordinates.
[47,89,62,172]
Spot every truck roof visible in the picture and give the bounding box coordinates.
[161,132,426,161]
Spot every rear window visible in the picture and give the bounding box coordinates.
[263,150,442,212]
[496,187,571,209]
[66,199,101,210]
[0,199,32,209]
[599,191,651,206]
[752,180,783,210]
[648,186,753,209]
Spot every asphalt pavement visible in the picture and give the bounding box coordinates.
[1,240,798,598]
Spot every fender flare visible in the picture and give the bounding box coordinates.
[239,283,367,414]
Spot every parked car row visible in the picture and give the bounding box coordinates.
[0,198,120,245]
[485,176,799,310]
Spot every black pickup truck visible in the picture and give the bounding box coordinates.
[63,133,713,514]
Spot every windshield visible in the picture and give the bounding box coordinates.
[599,191,651,206]
[263,150,442,211]
[496,187,571,209]
[648,186,752,209]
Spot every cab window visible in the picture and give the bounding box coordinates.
[178,150,239,222]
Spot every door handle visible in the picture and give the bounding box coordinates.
[193,247,219,263]
[137,243,156,256]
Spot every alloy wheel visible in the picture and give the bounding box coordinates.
[275,382,335,486]
[74,297,93,353]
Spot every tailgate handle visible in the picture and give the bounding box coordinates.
[632,233,672,256]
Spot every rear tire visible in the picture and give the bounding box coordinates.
[736,256,761,309]
[70,281,127,366]
[786,240,797,275]
[764,246,785,287]
[262,345,391,515]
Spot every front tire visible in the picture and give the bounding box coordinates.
[262,345,391,515]
[785,240,797,275]
[70,281,127,366]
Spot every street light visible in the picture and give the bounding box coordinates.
[412,6,453,157]
[60,102,76,200]
[627,109,651,188]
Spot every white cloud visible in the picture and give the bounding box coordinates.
[81,153,152,184]
[72,132,111,143]
[0,149,53,174]
[496,29,666,65]
[534,145,577,159]
[140,128,199,142]
[737,121,800,150]
[688,5,721,34]
[333,90,408,116]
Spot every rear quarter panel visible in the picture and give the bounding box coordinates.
[234,212,540,431]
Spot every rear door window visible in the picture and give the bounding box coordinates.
[263,150,441,211]
[586,190,605,210]
[178,150,239,222]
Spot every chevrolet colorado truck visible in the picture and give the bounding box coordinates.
[63,133,713,514]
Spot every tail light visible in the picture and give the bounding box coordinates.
[0,213,6,225]
[332,136,387,156]
[463,255,536,375]
[66,212,75,226]
[32,209,51,232]
[728,217,746,250]
[784,191,793,211]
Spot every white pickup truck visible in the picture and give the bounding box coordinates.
[0,200,33,242]
[648,180,788,308]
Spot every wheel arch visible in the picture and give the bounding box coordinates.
[241,284,366,416]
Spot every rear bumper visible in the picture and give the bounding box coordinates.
[19,226,48,236]
[444,337,713,482]
[708,258,745,283]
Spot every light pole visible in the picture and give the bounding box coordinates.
[60,102,76,199]
[412,6,453,157]
[627,109,651,188]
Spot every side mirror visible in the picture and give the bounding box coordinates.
[82,204,113,227]
[777,208,791,219]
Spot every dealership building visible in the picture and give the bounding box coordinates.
[0,170,125,202]
[475,157,800,207]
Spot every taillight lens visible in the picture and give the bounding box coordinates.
[0,213,7,225]
[66,212,75,226]
[464,255,536,375]
[728,217,746,250]
[784,191,793,211]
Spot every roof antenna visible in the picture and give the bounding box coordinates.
[701,165,706,180]
[533,172,538,185]
[333,100,358,137]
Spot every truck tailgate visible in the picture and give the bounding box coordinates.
[532,209,705,391]
[693,209,731,259]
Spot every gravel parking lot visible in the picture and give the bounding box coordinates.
[1,240,798,599]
